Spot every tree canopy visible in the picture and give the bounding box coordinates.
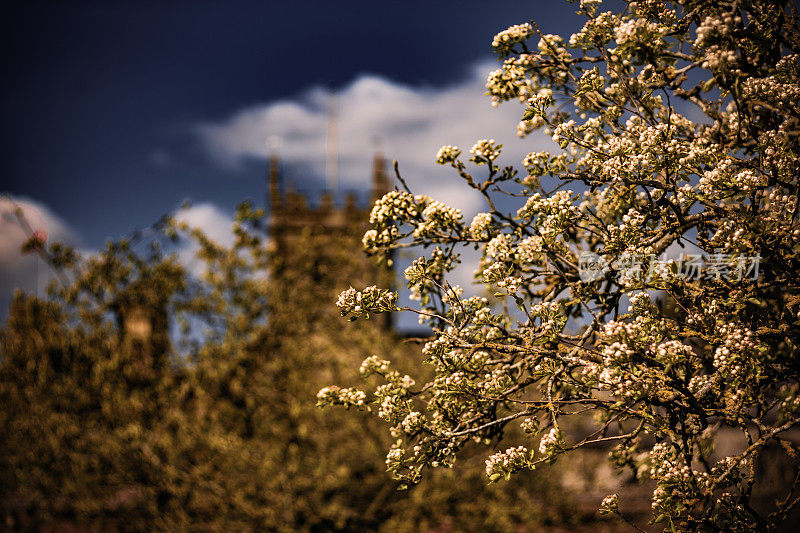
[1,203,579,531]
[321,1,800,530]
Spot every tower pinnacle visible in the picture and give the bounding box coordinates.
[268,153,281,211]
[371,151,390,202]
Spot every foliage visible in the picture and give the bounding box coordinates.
[1,203,576,531]
[321,1,800,530]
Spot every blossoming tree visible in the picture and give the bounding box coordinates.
[320,0,800,530]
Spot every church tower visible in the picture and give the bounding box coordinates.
[265,153,394,333]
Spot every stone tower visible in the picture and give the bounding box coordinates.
[266,153,394,332]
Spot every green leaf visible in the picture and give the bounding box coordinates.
[522,107,537,121]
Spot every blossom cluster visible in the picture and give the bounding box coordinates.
[648,443,712,518]
[435,145,461,165]
[413,201,463,239]
[336,286,398,320]
[491,23,533,56]
[517,190,580,240]
[469,139,502,164]
[316,386,367,409]
[537,427,564,457]
[598,494,619,516]
[369,190,420,226]
[486,56,537,106]
[468,212,494,240]
[485,446,532,481]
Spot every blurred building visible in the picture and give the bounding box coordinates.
[265,151,395,331]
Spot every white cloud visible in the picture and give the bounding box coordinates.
[0,195,78,299]
[0,199,249,324]
[195,64,563,329]
[172,202,238,278]
[174,203,237,248]
[196,61,553,216]
[0,199,238,300]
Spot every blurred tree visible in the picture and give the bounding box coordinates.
[1,197,578,531]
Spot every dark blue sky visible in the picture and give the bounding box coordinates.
[0,0,594,330]
[1,0,585,246]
